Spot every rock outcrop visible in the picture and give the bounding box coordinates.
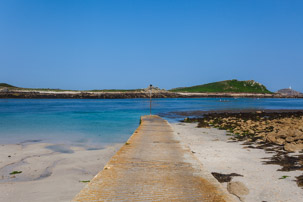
[276,88,303,96]
[0,87,9,93]
[184,111,303,152]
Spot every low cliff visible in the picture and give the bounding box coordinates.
[0,90,302,99]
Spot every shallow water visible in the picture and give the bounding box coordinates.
[0,98,303,146]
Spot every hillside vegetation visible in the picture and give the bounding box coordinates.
[170,80,272,93]
[0,83,17,88]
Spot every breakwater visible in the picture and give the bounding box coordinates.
[73,115,234,201]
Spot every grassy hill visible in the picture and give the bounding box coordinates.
[0,83,17,88]
[170,80,272,93]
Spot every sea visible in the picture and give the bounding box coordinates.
[1,98,303,146]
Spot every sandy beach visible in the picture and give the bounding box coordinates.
[0,142,122,202]
[1,120,303,201]
[172,122,303,202]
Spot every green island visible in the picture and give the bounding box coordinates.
[170,79,273,93]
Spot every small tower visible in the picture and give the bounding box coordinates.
[289,85,292,90]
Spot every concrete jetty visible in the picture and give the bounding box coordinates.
[73,115,235,201]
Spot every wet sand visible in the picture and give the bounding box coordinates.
[0,142,122,202]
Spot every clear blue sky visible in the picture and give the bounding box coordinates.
[1,0,302,91]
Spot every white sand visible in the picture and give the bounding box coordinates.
[2,122,303,202]
[0,142,122,202]
[172,122,303,202]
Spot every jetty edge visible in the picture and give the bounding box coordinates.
[72,115,236,201]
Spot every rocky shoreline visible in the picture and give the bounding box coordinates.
[182,110,303,188]
[0,91,180,99]
[172,121,303,201]
[183,111,303,152]
[1,90,303,99]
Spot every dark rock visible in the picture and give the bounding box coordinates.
[211,172,243,183]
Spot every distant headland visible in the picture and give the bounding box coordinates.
[1,80,302,99]
[170,79,272,93]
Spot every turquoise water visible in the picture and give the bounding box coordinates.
[1,98,303,146]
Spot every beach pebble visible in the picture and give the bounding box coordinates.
[284,143,303,152]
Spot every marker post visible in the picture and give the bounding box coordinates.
[149,84,152,116]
